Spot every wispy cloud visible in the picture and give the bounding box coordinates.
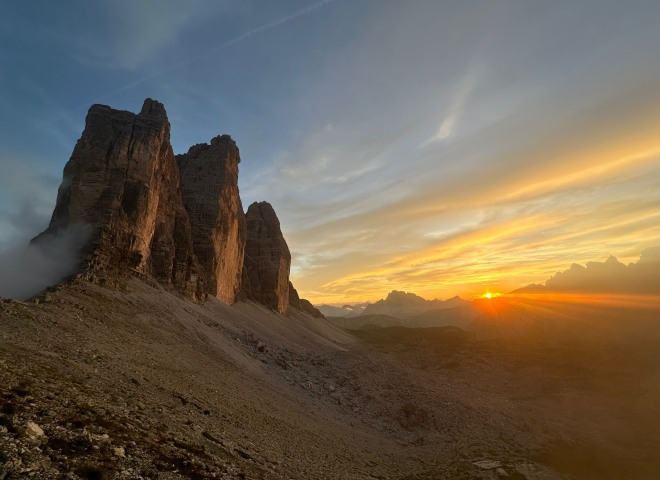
[93,0,335,102]
[286,90,660,302]
[420,64,483,147]
[298,160,660,302]
[70,0,241,70]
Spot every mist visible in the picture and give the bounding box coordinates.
[0,224,90,300]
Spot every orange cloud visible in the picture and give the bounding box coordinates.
[287,80,660,304]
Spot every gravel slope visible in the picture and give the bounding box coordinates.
[1,277,658,479]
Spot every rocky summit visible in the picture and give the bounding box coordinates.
[33,99,204,300]
[177,135,246,304]
[33,98,314,313]
[242,202,292,313]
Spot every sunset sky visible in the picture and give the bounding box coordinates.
[1,1,660,303]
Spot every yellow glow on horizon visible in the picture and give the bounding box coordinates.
[480,292,502,299]
[293,140,660,304]
[507,292,660,310]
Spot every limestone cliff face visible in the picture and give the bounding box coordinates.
[35,98,319,314]
[35,99,204,299]
[177,136,246,303]
[242,202,291,313]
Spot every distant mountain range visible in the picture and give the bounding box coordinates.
[320,290,479,330]
[320,245,660,332]
[317,302,370,318]
[361,290,469,317]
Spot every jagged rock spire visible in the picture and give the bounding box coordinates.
[35,99,321,314]
[34,98,204,299]
[242,202,291,313]
[177,135,246,303]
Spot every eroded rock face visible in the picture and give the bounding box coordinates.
[34,98,316,312]
[35,99,204,299]
[288,281,301,310]
[289,282,324,318]
[242,202,291,313]
[177,136,246,304]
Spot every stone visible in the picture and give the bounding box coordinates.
[242,202,291,313]
[33,99,204,300]
[473,460,502,469]
[177,135,246,303]
[113,447,126,458]
[26,421,44,437]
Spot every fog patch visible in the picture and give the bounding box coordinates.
[0,224,91,300]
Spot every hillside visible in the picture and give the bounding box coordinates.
[2,276,660,479]
[325,313,402,330]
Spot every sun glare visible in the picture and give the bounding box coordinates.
[480,292,501,299]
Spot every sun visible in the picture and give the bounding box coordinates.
[480,292,501,299]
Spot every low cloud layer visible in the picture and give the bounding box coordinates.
[519,247,660,295]
[0,225,89,301]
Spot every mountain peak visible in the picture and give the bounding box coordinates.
[140,98,167,118]
[385,290,426,302]
[31,99,317,315]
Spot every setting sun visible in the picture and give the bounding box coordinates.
[480,292,502,299]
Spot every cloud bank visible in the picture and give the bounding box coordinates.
[0,158,88,300]
[518,247,660,295]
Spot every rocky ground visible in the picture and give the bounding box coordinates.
[1,276,659,479]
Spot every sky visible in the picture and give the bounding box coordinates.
[1,1,660,304]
